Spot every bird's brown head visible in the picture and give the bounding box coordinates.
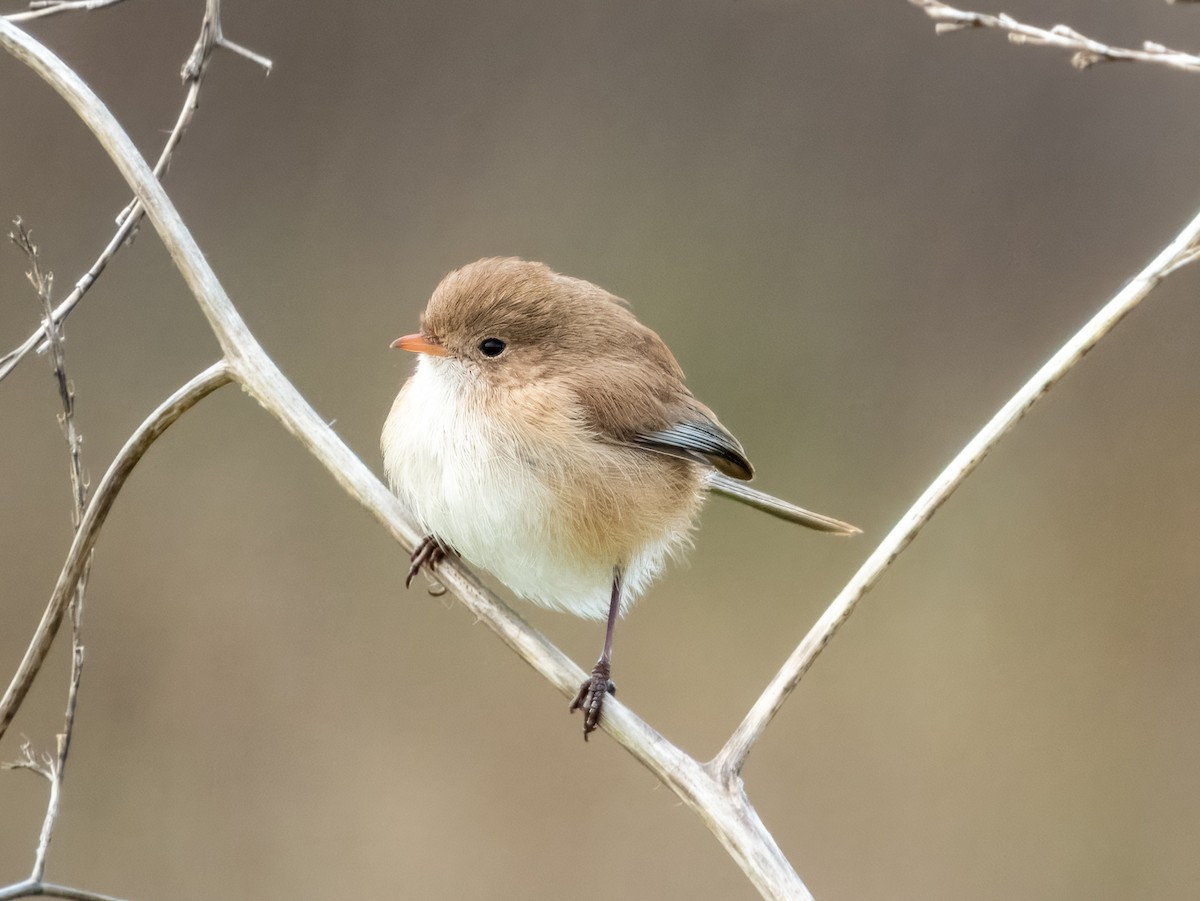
[391,257,674,388]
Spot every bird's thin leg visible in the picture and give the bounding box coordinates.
[406,535,447,588]
[570,566,622,739]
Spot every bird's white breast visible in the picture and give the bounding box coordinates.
[381,357,693,619]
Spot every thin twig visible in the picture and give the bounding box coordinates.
[2,741,53,781]
[9,221,85,517]
[0,0,270,386]
[29,646,83,879]
[0,361,233,742]
[7,220,92,880]
[910,0,1200,72]
[202,0,271,74]
[712,205,1200,781]
[3,0,130,24]
[1,740,66,883]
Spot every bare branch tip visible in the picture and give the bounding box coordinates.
[217,37,273,75]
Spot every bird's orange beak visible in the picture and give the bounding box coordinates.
[391,333,447,356]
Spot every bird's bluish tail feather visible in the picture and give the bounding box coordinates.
[706,472,860,535]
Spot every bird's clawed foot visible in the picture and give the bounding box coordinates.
[406,535,447,589]
[569,660,616,740]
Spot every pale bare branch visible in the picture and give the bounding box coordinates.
[7,219,93,881]
[180,0,270,81]
[3,0,130,24]
[713,204,1200,781]
[2,741,53,781]
[910,0,1200,72]
[0,878,136,901]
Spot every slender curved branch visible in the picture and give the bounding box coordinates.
[0,0,270,386]
[910,0,1200,72]
[713,205,1200,781]
[0,361,232,741]
[0,18,813,900]
[0,878,134,901]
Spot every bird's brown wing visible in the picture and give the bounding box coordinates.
[566,327,754,481]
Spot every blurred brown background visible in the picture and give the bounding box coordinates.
[2,1,1199,898]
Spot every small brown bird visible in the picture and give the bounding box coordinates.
[382,258,857,737]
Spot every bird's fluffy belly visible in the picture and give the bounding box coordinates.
[382,360,700,619]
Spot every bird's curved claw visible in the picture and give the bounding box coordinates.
[406,535,447,589]
[570,660,616,740]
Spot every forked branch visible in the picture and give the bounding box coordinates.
[0,0,270,386]
[0,878,135,901]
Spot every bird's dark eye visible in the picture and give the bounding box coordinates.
[479,338,507,357]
